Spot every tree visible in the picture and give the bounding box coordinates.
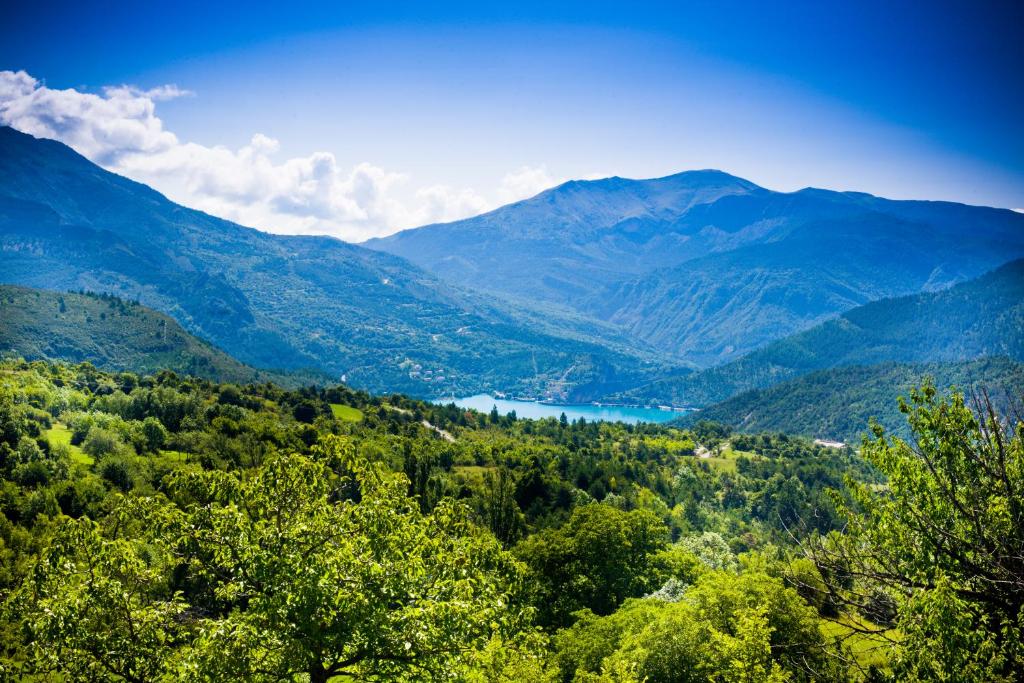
[167,436,526,682]
[140,416,168,453]
[554,570,835,682]
[11,436,528,682]
[82,426,123,458]
[9,515,189,682]
[473,466,526,546]
[99,458,133,492]
[811,384,1024,680]
[514,503,669,627]
[292,399,319,423]
[0,390,22,449]
[679,531,737,571]
[0,391,25,477]
[460,631,559,683]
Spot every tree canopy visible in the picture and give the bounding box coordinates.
[11,436,528,681]
[811,384,1024,680]
[1,359,1021,681]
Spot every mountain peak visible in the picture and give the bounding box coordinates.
[545,168,759,196]
[658,168,754,183]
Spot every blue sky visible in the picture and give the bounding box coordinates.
[2,1,1022,239]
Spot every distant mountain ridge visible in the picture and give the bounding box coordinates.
[608,258,1024,407]
[369,170,1024,366]
[5,124,1022,407]
[0,285,313,385]
[367,170,763,303]
[0,126,669,399]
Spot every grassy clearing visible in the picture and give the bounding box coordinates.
[721,445,756,459]
[330,403,364,422]
[701,455,737,474]
[45,423,93,465]
[453,465,495,479]
[700,444,757,474]
[159,449,190,462]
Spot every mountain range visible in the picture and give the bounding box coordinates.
[2,124,1022,414]
[0,126,667,399]
[369,172,1024,365]
[609,257,1024,407]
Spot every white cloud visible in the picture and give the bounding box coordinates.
[138,84,196,101]
[414,185,491,225]
[497,165,562,204]
[0,71,178,167]
[1013,208,1024,214]
[0,69,565,241]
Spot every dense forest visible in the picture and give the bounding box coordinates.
[678,356,1024,443]
[0,359,1019,681]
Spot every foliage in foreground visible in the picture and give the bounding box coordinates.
[0,359,1021,681]
[811,383,1024,680]
[10,438,527,681]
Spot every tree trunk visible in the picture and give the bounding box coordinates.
[309,663,330,683]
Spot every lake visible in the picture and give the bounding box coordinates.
[440,394,685,425]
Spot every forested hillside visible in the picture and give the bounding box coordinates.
[0,286,320,386]
[609,258,1024,407]
[679,356,1024,442]
[1,359,1019,680]
[0,126,668,400]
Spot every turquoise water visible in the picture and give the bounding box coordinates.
[441,394,685,425]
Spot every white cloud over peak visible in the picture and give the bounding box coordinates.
[415,185,491,225]
[497,165,562,204]
[0,70,179,167]
[0,70,560,240]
